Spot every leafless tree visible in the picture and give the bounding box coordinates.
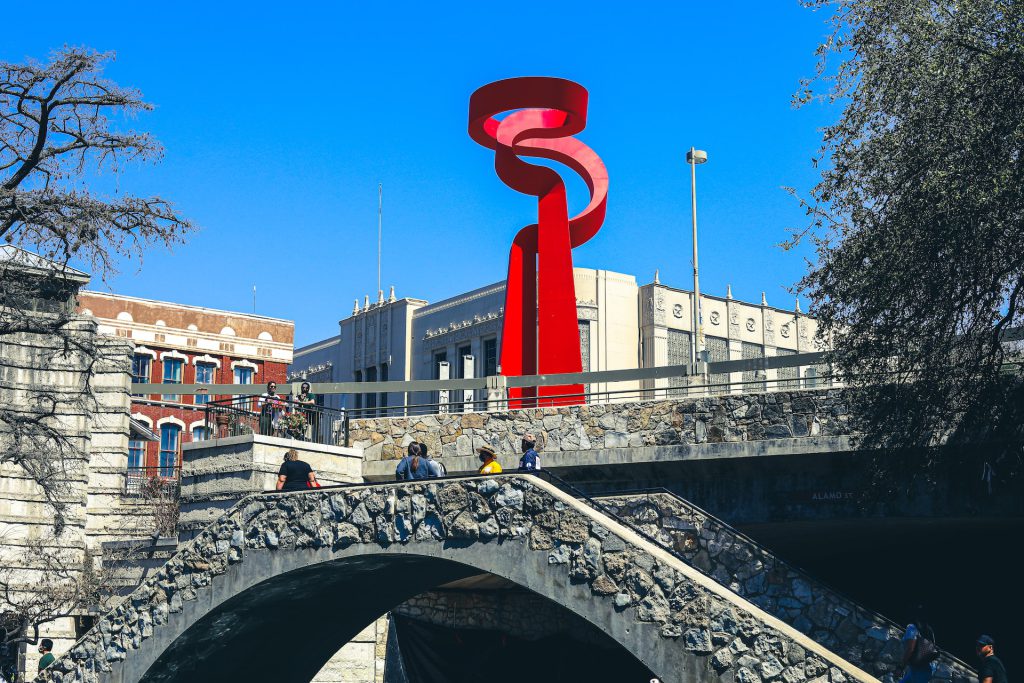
[0,46,195,654]
[0,537,113,650]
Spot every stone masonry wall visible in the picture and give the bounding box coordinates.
[36,476,876,683]
[394,589,624,648]
[350,389,854,463]
[599,493,975,683]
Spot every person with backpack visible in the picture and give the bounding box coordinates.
[976,635,1008,683]
[899,609,939,683]
[396,443,430,480]
[418,441,446,478]
[517,433,541,471]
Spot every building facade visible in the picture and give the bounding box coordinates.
[289,267,823,411]
[77,292,294,476]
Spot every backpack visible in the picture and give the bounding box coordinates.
[910,624,939,667]
[427,458,446,478]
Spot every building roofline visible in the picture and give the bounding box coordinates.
[642,282,807,317]
[294,335,342,356]
[0,246,91,283]
[341,297,430,324]
[414,280,506,318]
[80,290,294,326]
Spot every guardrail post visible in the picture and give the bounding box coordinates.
[486,374,507,412]
[343,410,351,448]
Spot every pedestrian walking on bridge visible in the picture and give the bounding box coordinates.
[976,635,1008,683]
[517,432,541,471]
[898,609,939,683]
[396,442,430,480]
[418,441,445,478]
[277,449,318,491]
[477,444,502,474]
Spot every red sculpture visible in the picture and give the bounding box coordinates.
[469,77,608,406]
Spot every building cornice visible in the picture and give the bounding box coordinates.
[80,290,294,326]
[414,282,505,318]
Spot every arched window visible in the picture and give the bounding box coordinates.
[159,424,181,477]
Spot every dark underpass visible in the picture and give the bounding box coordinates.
[744,517,1023,677]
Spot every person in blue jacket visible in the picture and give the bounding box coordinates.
[517,433,541,471]
[396,442,431,480]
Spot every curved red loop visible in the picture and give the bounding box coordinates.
[468,77,608,406]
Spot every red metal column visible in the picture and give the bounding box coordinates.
[469,77,607,407]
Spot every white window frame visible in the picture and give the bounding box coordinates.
[230,359,259,374]
[190,354,221,368]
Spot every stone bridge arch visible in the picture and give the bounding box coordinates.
[38,476,878,683]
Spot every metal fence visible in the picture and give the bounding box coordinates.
[131,352,838,434]
[125,466,180,497]
[203,396,346,446]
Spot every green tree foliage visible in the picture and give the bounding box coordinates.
[794,0,1024,486]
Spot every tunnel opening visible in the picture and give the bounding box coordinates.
[385,574,655,683]
[139,552,655,683]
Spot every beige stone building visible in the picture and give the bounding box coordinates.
[291,267,824,417]
[0,248,155,676]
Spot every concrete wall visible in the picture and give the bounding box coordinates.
[178,434,362,539]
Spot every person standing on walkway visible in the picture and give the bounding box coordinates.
[396,443,430,480]
[976,636,1008,683]
[418,441,445,478]
[37,639,55,673]
[477,445,502,474]
[276,449,318,491]
[898,610,938,683]
[517,432,541,471]
[294,381,319,441]
[259,381,284,436]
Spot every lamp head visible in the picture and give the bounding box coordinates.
[687,149,708,165]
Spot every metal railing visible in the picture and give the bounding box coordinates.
[130,352,838,436]
[125,466,180,497]
[341,370,839,422]
[204,396,346,446]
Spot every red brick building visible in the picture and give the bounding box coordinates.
[77,292,294,475]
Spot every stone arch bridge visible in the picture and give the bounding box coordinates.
[36,475,880,683]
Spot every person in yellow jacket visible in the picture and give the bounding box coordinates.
[477,445,503,474]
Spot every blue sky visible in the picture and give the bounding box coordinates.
[5,2,838,347]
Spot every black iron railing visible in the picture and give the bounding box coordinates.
[204,396,346,446]
[125,466,180,497]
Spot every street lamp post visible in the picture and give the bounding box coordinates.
[686,147,708,372]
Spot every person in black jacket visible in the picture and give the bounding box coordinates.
[976,636,1008,683]
[277,449,317,491]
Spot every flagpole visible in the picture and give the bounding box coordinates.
[377,183,382,299]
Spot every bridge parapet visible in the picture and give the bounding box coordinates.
[36,476,878,683]
[599,492,976,683]
[352,388,855,464]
